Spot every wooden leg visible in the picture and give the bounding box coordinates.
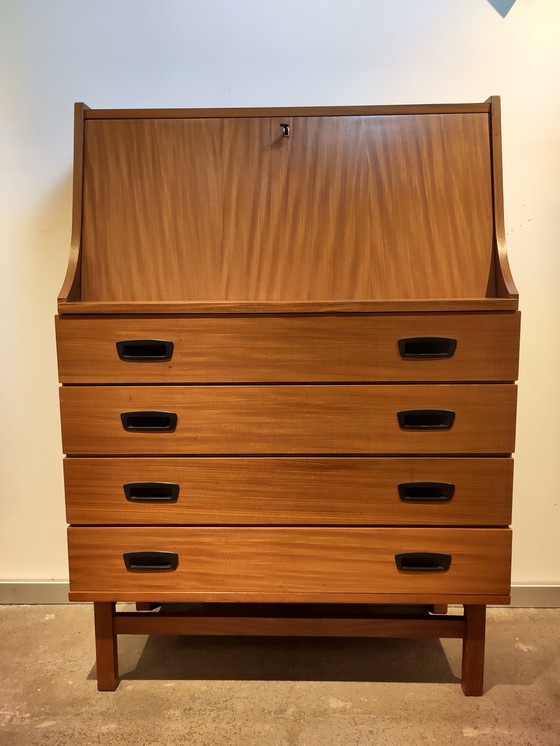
[431,604,448,614]
[461,604,486,696]
[93,602,119,691]
[135,602,160,611]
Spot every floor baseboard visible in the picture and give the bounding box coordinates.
[0,582,70,604]
[510,585,560,608]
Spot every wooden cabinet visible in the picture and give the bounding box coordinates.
[56,98,519,694]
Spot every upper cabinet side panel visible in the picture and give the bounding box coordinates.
[80,114,494,303]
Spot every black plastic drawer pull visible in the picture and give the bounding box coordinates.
[123,551,178,572]
[120,411,178,432]
[398,337,457,359]
[124,482,180,503]
[398,482,455,503]
[395,552,452,573]
[397,409,455,430]
[116,339,174,361]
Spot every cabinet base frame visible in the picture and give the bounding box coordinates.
[92,601,486,696]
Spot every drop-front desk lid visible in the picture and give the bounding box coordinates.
[58,98,517,315]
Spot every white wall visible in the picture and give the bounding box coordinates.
[1,0,559,586]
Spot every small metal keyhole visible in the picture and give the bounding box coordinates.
[280,123,290,138]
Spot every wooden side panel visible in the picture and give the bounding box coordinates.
[59,384,517,455]
[80,114,494,303]
[55,312,521,384]
[67,527,512,596]
[58,102,89,304]
[64,457,513,526]
[488,96,518,300]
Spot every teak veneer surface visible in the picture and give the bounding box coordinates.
[70,591,510,604]
[80,114,495,304]
[58,298,519,314]
[56,312,520,383]
[56,99,519,695]
[67,527,512,596]
[59,384,517,455]
[111,614,466,640]
[64,456,513,526]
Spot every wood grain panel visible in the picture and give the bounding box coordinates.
[64,457,513,526]
[67,526,512,595]
[56,312,520,384]
[59,384,517,455]
[81,114,494,303]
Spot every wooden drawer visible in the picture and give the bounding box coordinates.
[64,457,513,526]
[59,384,517,455]
[56,313,520,384]
[67,526,512,598]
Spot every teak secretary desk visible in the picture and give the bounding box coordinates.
[55,97,519,695]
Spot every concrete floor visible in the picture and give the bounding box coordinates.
[0,605,559,746]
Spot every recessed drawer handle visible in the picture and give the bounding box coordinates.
[124,482,180,502]
[123,551,179,572]
[397,409,455,430]
[398,337,457,359]
[395,552,452,573]
[116,339,174,361]
[398,482,455,503]
[120,411,178,432]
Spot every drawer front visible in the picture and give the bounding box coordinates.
[68,526,512,596]
[64,457,513,526]
[56,313,520,384]
[59,384,517,455]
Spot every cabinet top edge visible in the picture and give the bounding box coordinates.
[57,298,519,316]
[81,103,492,120]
